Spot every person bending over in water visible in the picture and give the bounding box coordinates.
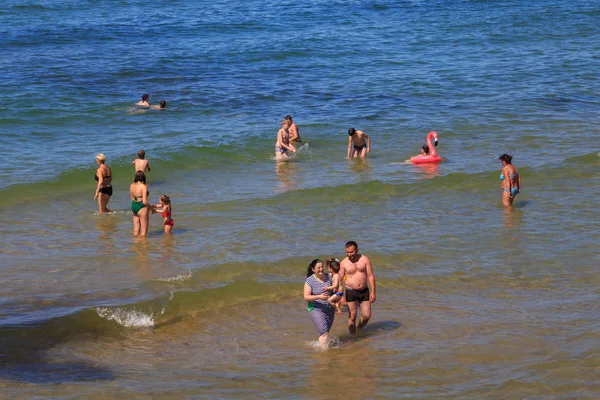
[275,119,296,161]
[137,93,150,107]
[347,128,370,158]
[132,150,151,175]
[93,153,112,214]
[324,258,344,314]
[130,171,152,236]
[153,194,174,234]
[151,100,167,110]
[499,153,521,206]
[285,114,301,142]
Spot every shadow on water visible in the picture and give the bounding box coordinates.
[0,324,116,383]
[335,320,402,345]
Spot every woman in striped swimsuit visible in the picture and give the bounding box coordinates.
[304,259,335,347]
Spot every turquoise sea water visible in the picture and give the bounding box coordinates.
[1,1,599,398]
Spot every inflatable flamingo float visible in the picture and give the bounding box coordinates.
[410,131,442,164]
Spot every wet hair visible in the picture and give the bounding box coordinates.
[285,115,292,121]
[348,128,356,136]
[422,145,430,155]
[134,170,147,184]
[95,153,106,162]
[345,240,358,249]
[160,194,171,205]
[160,100,166,108]
[499,154,513,164]
[141,93,149,101]
[281,119,289,126]
[326,258,340,273]
[306,259,323,277]
[138,150,145,159]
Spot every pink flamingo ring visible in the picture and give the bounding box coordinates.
[410,131,442,164]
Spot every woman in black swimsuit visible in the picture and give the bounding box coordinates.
[94,153,113,214]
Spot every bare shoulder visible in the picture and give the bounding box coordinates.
[340,257,350,267]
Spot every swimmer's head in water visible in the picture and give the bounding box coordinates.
[141,93,149,101]
[159,100,166,108]
[348,128,356,136]
[421,145,430,155]
[134,170,147,184]
[95,153,106,162]
[160,194,171,205]
[499,154,513,164]
[138,150,145,159]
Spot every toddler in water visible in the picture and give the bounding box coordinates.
[153,194,174,233]
[324,258,344,314]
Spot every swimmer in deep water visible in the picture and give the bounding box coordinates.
[499,153,521,206]
[151,100,167,110]
[136,93,150,107]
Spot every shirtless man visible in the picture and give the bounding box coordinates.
[132,150,151,174]
[339,240,376,334]
[136,93,150,107]
[285,115,301,142]
[347,128,371,158]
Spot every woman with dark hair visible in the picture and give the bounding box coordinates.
[130,171,152,236]
[303,259,335,347]
[499,154,521,206]
[93,153,112,214]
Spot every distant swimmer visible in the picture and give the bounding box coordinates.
[285,114,301,142]
[499,153,521,206]
[339,240,376,334]
[136,93,150,107]
[151,100,167,110]
[132,150,151,174]
[275,119,296,161]
[347,128,370,158]
[419,145,430,156]
[93,153,113,214]
[153,194,174,234]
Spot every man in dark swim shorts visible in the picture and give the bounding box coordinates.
[339,240,377,334]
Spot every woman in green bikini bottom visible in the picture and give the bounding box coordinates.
[130,170,152,236]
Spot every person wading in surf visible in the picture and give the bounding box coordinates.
[339,240,376,334]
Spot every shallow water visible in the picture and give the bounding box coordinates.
[1,0,599,398]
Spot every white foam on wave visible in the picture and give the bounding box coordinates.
[95,307,154,327]
[153,270,192,283]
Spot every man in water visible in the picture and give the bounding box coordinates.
[339,240,376,333]
[285,115,301,142]
[137,93,150,107]
[347,128,370,158]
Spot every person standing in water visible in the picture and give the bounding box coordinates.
[347,128,370,158]
[304,259,335,348]
[339,240,376,334]
[499,153,521,206]
[275,119,296,161]
[285,115,301,142]
[130,171,152,236]
[132,150,151,175]
[93,153,112,214]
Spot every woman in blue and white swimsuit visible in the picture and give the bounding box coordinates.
[499,154,521,206]
[303,259,335,348]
